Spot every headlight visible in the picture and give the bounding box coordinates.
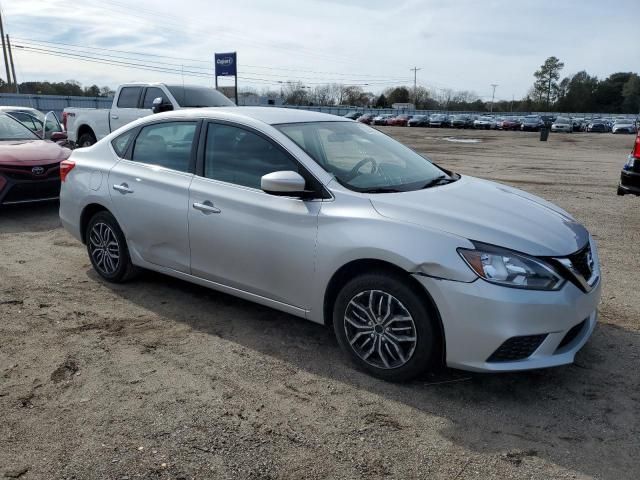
[458,243,565,290]
[624,156,635,170]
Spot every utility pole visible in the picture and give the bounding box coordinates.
[0,8,11,85]
[6,34,17,92]
[410,66,421,106]
[490,84,498,113]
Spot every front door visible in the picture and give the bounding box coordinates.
[108,120,199,272]
[188,122,320,309]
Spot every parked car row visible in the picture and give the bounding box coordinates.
[344,111,639,134]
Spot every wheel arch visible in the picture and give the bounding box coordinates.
[79,202,112,244]
[323,258,446,365]
[323,258,444,345]
[77,124,96,142]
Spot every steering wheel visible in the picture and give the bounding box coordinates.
[344,157,378,181]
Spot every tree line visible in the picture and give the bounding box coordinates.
[251,58,639,114]
[523,56,639,113]
[0,79,115,97]
[1,59,638,114]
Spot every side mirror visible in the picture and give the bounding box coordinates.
[261,171,307,197]
[152,97,173,114]
[50,131,67,141]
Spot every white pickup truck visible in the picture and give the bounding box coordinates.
[63,83,234,147]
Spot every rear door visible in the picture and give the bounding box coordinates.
[108,120,200,272]
[110,86,147,131]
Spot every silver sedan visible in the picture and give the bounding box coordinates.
[59,108,601,381]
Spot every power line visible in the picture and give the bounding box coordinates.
[13,45,409,89]
[14,42,411,87]
[13,36,416,82]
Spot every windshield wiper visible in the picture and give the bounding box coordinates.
[420,175,456,189]
[360,187,403,193]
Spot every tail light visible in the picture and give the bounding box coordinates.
[633,132,640,159]
[60,159,75,182]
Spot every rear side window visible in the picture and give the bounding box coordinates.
[117,87,142,108]
[203,123,300,189]
[142,87,166,109]
[131,122,197,172]
[111,130,135,157]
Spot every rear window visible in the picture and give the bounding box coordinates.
[117,87,143,108]
[166,86,235,108]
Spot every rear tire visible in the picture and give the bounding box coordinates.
[617,186,625,196]
[78,132,97,148]
[86,211,139,283]
[333,272,440,382]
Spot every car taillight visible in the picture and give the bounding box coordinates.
[60,159,75,182]
[633,132,640,159]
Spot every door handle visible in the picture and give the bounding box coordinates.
[112,183,134,194]
[111,114,119,119]
[193,201,221,214]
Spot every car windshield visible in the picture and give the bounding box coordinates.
[615,119,631,124]
[0,114,39,140]
[276,121,451,193]
[556,117,570,123]
[166,85,236,107]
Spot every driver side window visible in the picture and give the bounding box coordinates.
[203,123,300,189]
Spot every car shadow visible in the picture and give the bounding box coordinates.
[0,201,61,234]
[97,268,639,479]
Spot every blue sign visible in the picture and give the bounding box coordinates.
[215,52,237,77]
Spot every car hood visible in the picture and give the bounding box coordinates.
[370,175,588,256]
[0,140,70,165]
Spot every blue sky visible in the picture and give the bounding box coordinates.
[3,0,638,100]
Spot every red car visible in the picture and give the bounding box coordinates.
[357,113,375,125]
[501,118,522,131]
[387,114,412,127]
[0,114,71,206]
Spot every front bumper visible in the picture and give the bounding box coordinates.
[414,274,601,372]
[0,165,61,205]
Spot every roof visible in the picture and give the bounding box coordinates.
[158,106,348,125]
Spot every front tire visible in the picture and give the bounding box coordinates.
[86,211,138,283]
[333,272,440,381]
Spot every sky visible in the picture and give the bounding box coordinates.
[2,0,638,101]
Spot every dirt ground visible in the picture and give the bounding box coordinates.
[1,128,639,480]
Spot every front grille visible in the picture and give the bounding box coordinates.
[2,179,61,203]
[0,163,61,180]
[567,244,593,281]
[557,319,587,351]
[487,334,547,362]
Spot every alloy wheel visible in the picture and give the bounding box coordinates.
[89,222,120,275]
[344,290,418,369]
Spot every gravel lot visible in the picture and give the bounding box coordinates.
[1,129,638,480]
